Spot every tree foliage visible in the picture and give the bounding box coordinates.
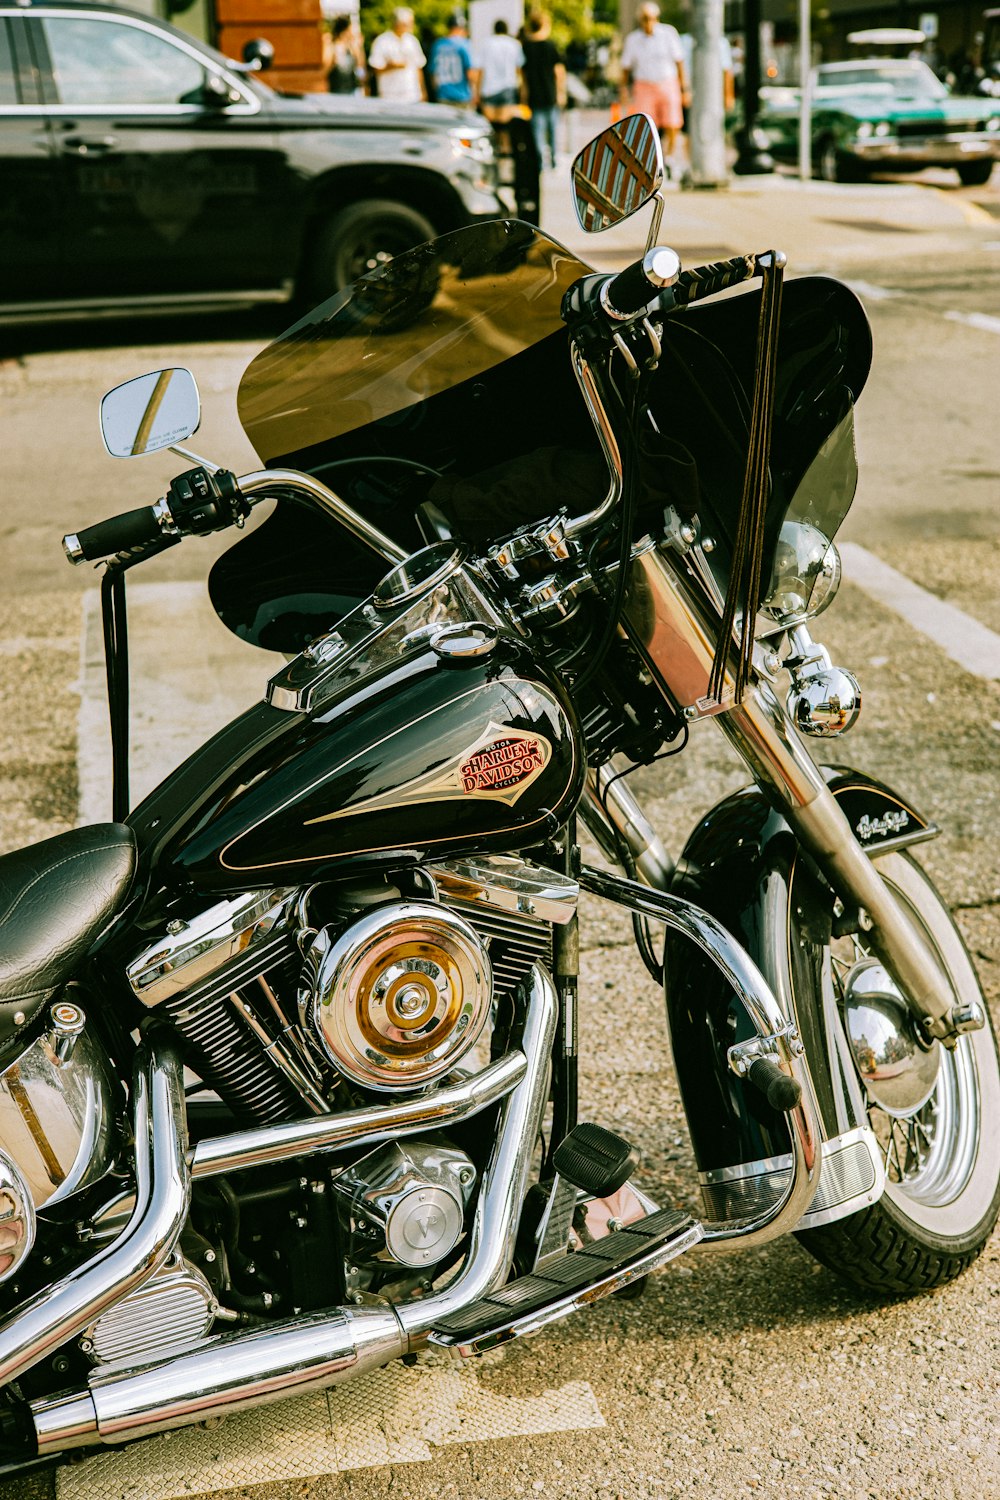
[358,0,613,55]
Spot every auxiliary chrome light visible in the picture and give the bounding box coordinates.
[763,521,842,628]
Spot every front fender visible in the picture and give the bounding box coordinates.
[664,767,934,1221]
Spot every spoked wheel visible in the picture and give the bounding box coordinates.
[795,852,1000,1295]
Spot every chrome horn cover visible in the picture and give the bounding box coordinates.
[842,958,941,1116]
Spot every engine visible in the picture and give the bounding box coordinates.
[105,856,573,1342]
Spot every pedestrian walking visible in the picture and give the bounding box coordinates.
[476,19,525,119]
[522,12,566,170]
[369,7,426,103]
[620,1,689,171]
[325,15,366,96]
[429,12,475,104]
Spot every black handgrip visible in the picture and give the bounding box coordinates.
[605,259,661,319]
[72,505,163,562]
[604,247,682,320]
[747,1056,803,1113]
[674,254,757,306]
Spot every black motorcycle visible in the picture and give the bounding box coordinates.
[0,115,996,1472]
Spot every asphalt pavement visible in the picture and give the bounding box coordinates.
[1,143,1000,1500]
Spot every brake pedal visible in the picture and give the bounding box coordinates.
[553,1122,639,1197]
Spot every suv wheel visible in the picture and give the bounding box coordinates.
[303,199,437,302]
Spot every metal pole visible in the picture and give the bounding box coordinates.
[689,0,729,186]
[732,0,774,174]
[798,0,812,180]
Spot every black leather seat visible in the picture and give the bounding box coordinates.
[0,824,137,1044]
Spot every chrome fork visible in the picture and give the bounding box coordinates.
[621,545,965,1043]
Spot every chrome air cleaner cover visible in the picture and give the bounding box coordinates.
[299,901,492,1092]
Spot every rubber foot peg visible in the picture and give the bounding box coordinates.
[552,1122,639,1197]
[747,1056,802,1113]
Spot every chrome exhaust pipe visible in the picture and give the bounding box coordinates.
[0,1029,188,1390]
[30,967,558,1456]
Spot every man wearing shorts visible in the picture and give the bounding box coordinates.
[620,2,689,167]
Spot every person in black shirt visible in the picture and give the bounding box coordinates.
[522,12,565,171]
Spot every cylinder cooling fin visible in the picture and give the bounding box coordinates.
[301,901,492,1093]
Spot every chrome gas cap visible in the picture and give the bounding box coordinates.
[842,958,940,1117]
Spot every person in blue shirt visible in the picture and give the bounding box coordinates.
[430,13,475,104]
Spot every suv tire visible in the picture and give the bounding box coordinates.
[303,199,437,302]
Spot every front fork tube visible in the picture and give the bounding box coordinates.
[721,681,955,1039]
[623,547,959,1043]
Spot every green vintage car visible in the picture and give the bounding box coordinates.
[757,59,1000,185]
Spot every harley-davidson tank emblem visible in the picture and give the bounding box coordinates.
[461,737,544,794]
[304,718,554,826]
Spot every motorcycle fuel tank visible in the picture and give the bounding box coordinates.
[131,553,585,892]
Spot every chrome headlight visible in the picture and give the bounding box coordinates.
[762,521,842,626]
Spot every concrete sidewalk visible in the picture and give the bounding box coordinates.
[537,109,995,273]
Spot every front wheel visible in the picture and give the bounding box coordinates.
[794,852,1000,1294]
[300,199,437,303]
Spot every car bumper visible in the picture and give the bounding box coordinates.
[849,136,1000,166]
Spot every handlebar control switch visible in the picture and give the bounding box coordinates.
[601,247,682,321]
[166,468,250,537]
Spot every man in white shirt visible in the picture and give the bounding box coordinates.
[370,8,427,103]
[475,19,525,115]
[620,2,689,163]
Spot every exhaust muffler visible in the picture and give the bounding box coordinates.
[31,965,557,1457]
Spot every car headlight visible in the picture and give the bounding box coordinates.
[986,115,1000,132]
[450,129,494,164]
[855,121,874,139]
[874,120,892,137]
[762,521,842,626]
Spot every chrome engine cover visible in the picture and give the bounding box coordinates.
[0,1002,118,1284]
[83,1255,216,1369]
[300,901,492,1093]
[333,1141,476,1269]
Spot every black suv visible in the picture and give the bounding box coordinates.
[1,1,501,318]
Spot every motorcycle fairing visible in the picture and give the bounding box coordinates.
[215,222,872,655]
[663,768,934,1224]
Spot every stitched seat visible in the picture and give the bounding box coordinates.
[0,824,136,1044]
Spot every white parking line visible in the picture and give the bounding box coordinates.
[56,1358,606,1500]
[841,283,1000,335]
[840,542,1000,681]
[841,279,901,302]
[942,310,1000,336]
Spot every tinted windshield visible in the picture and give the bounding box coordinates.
[238,220,590,466]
